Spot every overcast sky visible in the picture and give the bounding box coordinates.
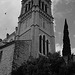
[0,0,75,54]
[0,0,21,39]
[52,0,75,54]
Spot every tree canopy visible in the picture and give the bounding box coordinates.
[11,52,75,75]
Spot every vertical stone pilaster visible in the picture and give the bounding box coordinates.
[31,9,40,58]
[33,11,39,58]
[34,25,39,58]
[31,7,35,57]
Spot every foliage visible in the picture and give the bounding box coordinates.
[11,52,75,75]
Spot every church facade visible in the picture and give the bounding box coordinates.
[0,0,55,75]
[16,0,55,57]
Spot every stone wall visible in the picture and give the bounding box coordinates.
[19,28,31,40]
[0,44,15,75]
[0,40,32,75]
[12,40,32,70]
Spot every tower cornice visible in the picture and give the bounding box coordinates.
[45,0,51,3]
[21,0,52,4]
[18,5,54,23]
[21,0,28,4]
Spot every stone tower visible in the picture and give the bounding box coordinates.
[16,0,55,58]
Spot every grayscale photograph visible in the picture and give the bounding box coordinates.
[0,0,75,75]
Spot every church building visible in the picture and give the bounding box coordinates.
[0,0,55,75]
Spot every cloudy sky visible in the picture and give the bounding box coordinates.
[52,0,75,54]
[0,0,75,54]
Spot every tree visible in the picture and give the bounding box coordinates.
[12,52,75,75]
[62,19,71,56]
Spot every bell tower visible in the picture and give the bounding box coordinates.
[16,0,55,58]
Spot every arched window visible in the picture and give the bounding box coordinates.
[45,4,47,13]
[28,2,30,10]
[30,1,32,8]
[39,35,42,53]
[43,35,45,55]
[25,4,27,12]
[31,0,33,6]
[39,0,41,8]
[0,51,3,62]
[42,2,44,11]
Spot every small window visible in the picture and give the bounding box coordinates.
[0,51,3,62]
[42,2,44,11]
[25,4,27,12]
[28,2,30,10]
[30,1,32,8]
[31,0,33,6]
[45,4,47,13]
[39,0,41,8]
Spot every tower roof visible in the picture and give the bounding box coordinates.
[21,0,52,3]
